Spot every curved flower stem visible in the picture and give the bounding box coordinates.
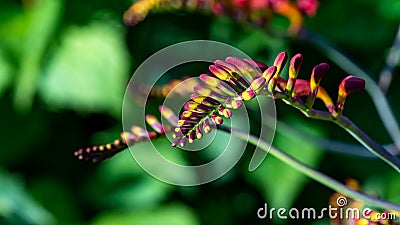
[262,115,400,157]
[304,112,400,173]
[334,115,400,173]
[300,105,400,173]
[297,28,400,150]
[219,125,400,211]
[262,88,400,172]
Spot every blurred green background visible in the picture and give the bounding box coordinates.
[0,0,400,224]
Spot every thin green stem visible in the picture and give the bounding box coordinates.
[334,115,400,172]
[219,125,400,211]
[262,115,400,157]
[297,29,400,150]
[307,110,400,173]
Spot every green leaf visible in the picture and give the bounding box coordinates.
[0,49,13,99]
[29,177,80,224]
[363,172,400,205]
[209,16,234,42]
[246,118,325,210]
[0,6,26,57]
[0,168,54,225]
[235,29,286,59]
[362,176,386,199]
[85,138,175,210]
[95,149,143,184]
[39,22,129,118]
[385,172,400,204]
[13,0,62,112]
[378,0,400,21]
[90,203,200,225]
[102,178,172,210]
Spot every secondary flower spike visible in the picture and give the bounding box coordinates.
[296,0,319,16]
[123,0,320,33]
[74,106,178,162]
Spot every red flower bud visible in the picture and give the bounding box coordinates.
[335,76,365,118]
[273,51,288,75]
[339,76,366,96]
[287,54,303,95]
[310,63,329,91]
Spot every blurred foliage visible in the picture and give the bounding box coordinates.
[0,169,54,225]
[247,118,325,211]
[0,0,399,224]
[39,21,129,118]
[91,203,200,225]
